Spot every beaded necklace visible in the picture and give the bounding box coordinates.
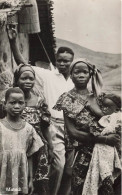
[5,118,23,130]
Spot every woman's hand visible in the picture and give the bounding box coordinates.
[28,177,34,195]
[95,133,120,147]
[106,134,120,147]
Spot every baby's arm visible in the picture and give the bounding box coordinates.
[28,156,34,195]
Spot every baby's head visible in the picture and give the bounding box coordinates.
[102,93,121,115]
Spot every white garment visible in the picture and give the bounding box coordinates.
[49,119,66,195]
[33,67,74,119]
[32,66,74,195]
[82,112,122,195]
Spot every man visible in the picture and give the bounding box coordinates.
[8,27,74,195]
[34,47,74,195]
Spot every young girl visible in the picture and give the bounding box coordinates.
[82,93,121,195]
[53,58,119,195]
[0,87,43,195]
[13,64,54,195]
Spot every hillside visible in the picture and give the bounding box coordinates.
[56,38,121,94]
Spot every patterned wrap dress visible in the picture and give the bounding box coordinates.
[21,96,51,193]
[53,89,97,194]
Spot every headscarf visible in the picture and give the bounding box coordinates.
[70,58,103,97]
[14,64,35,86]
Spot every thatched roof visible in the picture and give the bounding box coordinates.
[0,0,33,31]
[0,0,26,9]
[0,0,56,65]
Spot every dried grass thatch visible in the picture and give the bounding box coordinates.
[0,0,26,9]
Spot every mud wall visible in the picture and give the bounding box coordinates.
[0,31,29,100]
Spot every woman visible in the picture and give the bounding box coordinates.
[54,58,120,195]
[0,64,53,195]
[13,64,54,195]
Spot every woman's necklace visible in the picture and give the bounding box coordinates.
[5,118,23,130]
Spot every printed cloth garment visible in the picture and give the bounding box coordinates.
[21,96,51,192]
[22,96,51,139]
[53,88,100,193]
[82,112,122,195]
[53,88,99,149]
[0,121,43,195]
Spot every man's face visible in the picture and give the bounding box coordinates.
[56,52,73,75]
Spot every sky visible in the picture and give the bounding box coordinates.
[53,0,121,54]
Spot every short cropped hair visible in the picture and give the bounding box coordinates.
[5,87,24,102]
[56,47,74,57]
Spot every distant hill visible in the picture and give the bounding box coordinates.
[56,38,121,94]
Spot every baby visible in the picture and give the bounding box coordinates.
[82,93,121,195]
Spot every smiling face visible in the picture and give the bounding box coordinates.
[17,71,35,92]
[56,52,73,76]
[71,62,90,88]
[5,93,25,117]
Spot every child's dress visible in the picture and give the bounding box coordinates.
[82,112,122,195]
[0,121,43,195]
[21,96,51,192]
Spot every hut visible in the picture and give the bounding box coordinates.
[30,0,56,66]
[0,0,56,100]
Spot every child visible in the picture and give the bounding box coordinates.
[0,87,43,195]
[13,64,54,195]
[54,58,119,195]
[82,93,121,195]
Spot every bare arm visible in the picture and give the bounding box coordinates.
[42,127,53,150]
[64,114,120,146]
[64,114,93,144]
[28,156,34,195]
[42,127,54,164]
[7,25,27,65]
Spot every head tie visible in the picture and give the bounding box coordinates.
[70,58,103,96]
[14,64,35,86]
